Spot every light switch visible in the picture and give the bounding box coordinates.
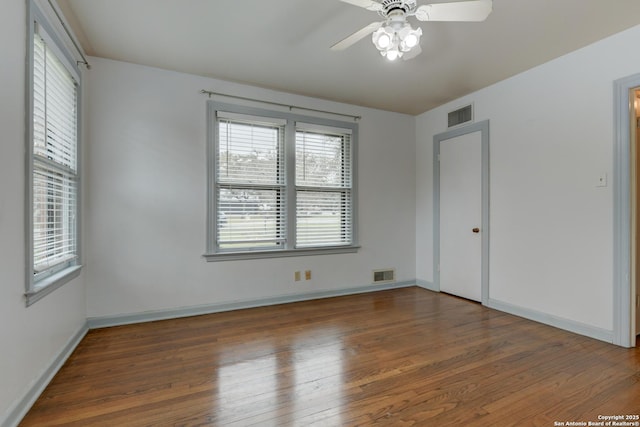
[596,173,607,188]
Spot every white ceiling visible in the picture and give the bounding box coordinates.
[57,0,640,115]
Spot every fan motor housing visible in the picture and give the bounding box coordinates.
[379,0,417,17]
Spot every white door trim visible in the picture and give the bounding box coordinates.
[613,74,640,348]
[433,120,490,305]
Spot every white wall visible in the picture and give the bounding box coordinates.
[84,57,416,318]
[0,1,86,425]
[417,24,640,336]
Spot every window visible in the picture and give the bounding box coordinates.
[295,124,353,247]
[206,103,358,260]
[26,5,81,305]
[216,113,286,250]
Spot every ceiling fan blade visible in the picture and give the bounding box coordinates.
[331,21,383,51]
[339,0,383,11]
[402,45,422,60]
[415,0,492,22]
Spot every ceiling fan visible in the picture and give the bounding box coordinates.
[331,0,493,61]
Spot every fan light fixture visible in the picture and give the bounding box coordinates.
[372,24,422,60]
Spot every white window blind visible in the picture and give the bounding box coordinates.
[32,27,79,278]
[216,115,286,250]
[295,126,352,247]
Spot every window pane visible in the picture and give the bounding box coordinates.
[218,188,285,250]
[218,120,283,185]
[296,131,351,188]
[33,35,47,158]
[296,191,351,247]
[33,33,78,172]
[33,161,77,273]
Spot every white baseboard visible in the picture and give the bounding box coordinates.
[411,282,613,344]
[487,298,614,344]
[2,322,88,427]
[415,279,438,292]
[87,280,417,329]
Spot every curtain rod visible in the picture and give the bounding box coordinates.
[48,0,91,69]
[200,90,361,121]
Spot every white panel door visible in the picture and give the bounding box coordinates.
[439,131,482,301]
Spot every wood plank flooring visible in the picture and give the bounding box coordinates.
[20,287,640,426]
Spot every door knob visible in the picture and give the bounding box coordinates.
[472,228,480,233]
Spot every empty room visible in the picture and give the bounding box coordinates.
[2,0,640,425]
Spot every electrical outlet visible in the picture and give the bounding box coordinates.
[305,270,311,280]
[294,271,301,281]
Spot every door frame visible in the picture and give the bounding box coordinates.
[433,120,490,305]
[613,74,640,348]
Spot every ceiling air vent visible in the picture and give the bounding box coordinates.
[373,269,395,283]
[448,104,473,128]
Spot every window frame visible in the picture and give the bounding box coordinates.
[205,101,359,261]
[25,1,82,306]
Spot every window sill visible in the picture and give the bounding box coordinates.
[26,264,82,306]
[203,246,360,262]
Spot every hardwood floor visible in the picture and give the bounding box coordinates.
[20,287,640,426]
